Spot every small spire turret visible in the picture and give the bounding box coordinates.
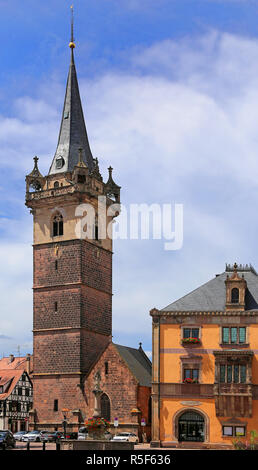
[26,156,44,193]
[104,166,121,203]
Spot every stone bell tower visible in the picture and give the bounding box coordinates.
[25,11,120,430]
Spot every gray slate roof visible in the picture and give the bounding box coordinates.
[113,344,152,387]
[49,48,94,175]
[162,266,258,312]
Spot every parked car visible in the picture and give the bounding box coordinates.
[0,430,16,449]
[48,431,64,442]
[111,432,139,443]
[78,427,88,440]
[39,431,50,442]
[40,431,64,442]
[22,430,46,442]
[13,431,27,441]
[64,431,78,440]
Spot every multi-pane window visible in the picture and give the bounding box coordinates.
[222,327,246,345]
[222,426,245,437]
[183,328,199,339]
[183,368,199,382]
[219,364,246,383]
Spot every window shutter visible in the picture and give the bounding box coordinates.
[227,365,232,383]
[231,327,237,344]
[183,329,191,339]
[220,365,226,383]
[239,327,246,344]
[192,329,199,339]
[240,365,246,383]
[222,328,229,343]
[233,365,239,383]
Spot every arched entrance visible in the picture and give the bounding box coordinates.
[178,411,205,442]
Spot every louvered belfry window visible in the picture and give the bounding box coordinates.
[53,213,63,237]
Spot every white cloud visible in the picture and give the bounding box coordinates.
[2,30,258,354]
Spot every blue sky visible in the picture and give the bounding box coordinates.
[2,0,258,358]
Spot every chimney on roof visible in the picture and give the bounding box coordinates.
[26,354,31,375]
[9,354,14,363]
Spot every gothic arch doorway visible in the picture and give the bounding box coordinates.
[178,411,205,442]
[100,393,111,421]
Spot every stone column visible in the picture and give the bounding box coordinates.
[151,316,161,447]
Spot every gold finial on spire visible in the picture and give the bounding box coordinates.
[69,5,75,49]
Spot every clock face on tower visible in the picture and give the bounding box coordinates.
[56,156,65,170]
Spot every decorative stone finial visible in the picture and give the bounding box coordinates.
[77,147,87,168]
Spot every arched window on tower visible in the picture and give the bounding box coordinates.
[53,213,63,237]
[100,393,111,421]
[231,288,239,304]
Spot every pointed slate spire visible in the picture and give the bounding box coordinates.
[49,6,94,175]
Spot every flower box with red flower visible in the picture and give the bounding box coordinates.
[183,378,198,384]
[84,417,110,429]
[84,417,110,440]
[181,337,201,345]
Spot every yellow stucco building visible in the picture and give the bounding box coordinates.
[150,263,258,448]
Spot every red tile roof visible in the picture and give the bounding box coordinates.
[0,369,23,400]
[0,356,33,374]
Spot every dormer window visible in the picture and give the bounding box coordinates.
[231,288,239,304]
[225,263,246,311]
[53,213,63,237]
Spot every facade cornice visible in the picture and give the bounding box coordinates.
[150,308,258,317]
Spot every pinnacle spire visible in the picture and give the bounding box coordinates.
[49,6,94,175]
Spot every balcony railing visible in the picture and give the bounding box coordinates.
[215,383,252,395]
[159,383,214,398]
